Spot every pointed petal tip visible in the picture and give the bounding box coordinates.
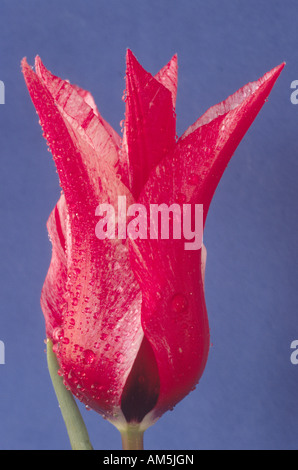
[22,56,42,72]
[263,62,285,86]
[126,48,136,65]
[21,57,29,72]
[171,53,178,63]
[167,53,178,71]
[125,49,143,75]
[34,55,47,80]
[270,62,285,78]
[35,55,42,68]
[256,62,285,98]
[21,57,36,85]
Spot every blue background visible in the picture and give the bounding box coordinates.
[0,0,297,450]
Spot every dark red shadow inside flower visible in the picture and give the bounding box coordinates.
[121,336,160,423]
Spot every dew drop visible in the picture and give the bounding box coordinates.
[171,293,188,314]
[122,90,127,102]
[114,352,124,364]
[53,327,64,342]
[83,349,95,365]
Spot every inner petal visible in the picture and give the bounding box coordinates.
[120,336,160,423]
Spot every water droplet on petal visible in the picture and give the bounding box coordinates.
[171,293,188,313]
[68,318,76,329]
[53,327,64,342]
[83,349,95,364]
[114,352,124,364]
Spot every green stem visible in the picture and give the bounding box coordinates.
[46,339,93,450]
[121,424,144,450]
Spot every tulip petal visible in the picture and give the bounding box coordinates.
[35,57,122,171]
[71,84,101,116]
[129,63,284,420]
[154,53,178,109]
[22,58,99,219]
[41,194,68,339]
[122,49,176,199]
[129,239,208,420]
[57,230,143,421]
[22,58,131,221]
[180,63,285,224]
[68,79,122,152]
[23,58,145,421]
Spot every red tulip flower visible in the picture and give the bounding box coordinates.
[22,51,283,448]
